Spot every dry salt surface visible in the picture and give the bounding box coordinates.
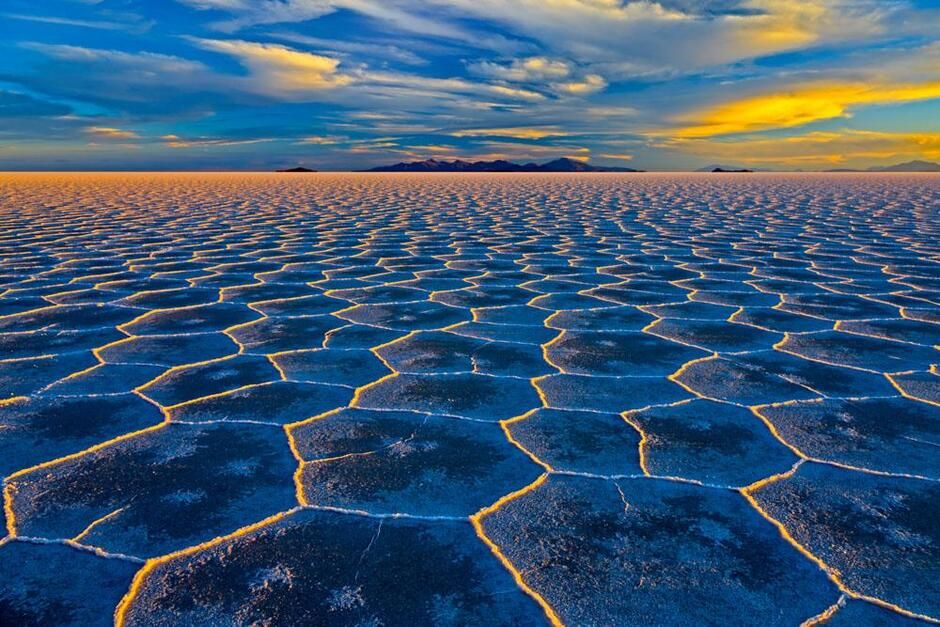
[0,172,938,626]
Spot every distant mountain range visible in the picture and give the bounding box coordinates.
[695,160,940,173]
[274,159,939,173]
[862,160,940,172]
[364,157,642,173]
[826,160,940,172]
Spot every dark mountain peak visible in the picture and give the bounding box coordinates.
[696,163,762,172]
[369,159,466,172]
[711,167,753,173]
[540,157,594,171]
[276,166,317,173]
[472,160,517,171]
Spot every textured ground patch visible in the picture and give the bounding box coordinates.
[507,408,642,475]
[0,542,138,626]
[294,408,542,516]
[626,399,798,486]
[756,398,940,478]
[7,422,297,558]
[353,372,541,420]
[750,463,939,618]
[119,510,545,625]
[480,475,838,625]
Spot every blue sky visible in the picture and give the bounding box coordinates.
[2,0,939,170]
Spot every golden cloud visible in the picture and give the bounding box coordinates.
[731,0,829,50]
[673,80,940,138]
[192,38,351,95]
[84,126,139,140]
[298,136,345,145]
[553,74,607,96]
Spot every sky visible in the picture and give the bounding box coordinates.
[1,0,939,171]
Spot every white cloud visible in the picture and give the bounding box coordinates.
[24,43,205,75]
[20,43,217,104]
[471,57,571,82]
[450,127,569,139]
[470,56,608,97]
[176,0,336,31]
[176,0,516,50]
[160,134,275,148]
[4,12,153,32]
[357,70,546,102]
[268,32,428,65]
[191,38,352,96]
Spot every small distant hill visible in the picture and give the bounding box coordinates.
[276,166,317,173]
[365,157,641,173]
[867,160,940,172]
[710,167,753,173]
[695,164,763,172]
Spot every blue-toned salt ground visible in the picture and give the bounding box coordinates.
[0,172,937,626]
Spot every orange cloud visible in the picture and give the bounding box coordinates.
[673,80,940,138]
[84,126,139,140]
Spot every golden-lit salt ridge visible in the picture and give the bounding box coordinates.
[0,172,938,625]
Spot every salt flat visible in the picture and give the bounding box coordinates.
[0,173,937,626]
